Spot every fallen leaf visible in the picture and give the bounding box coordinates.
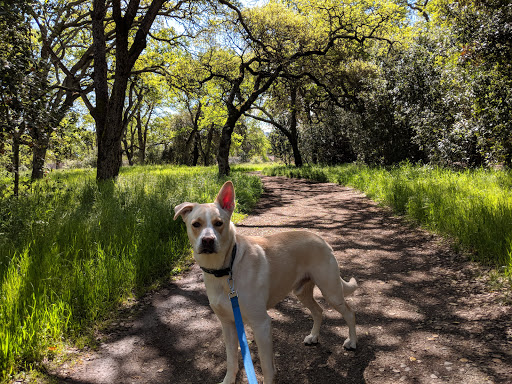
[409,356,417,362]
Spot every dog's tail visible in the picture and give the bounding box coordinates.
[341,277,358,297]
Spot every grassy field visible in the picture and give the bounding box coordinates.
[264,163,512,278]
[0,165,262,380]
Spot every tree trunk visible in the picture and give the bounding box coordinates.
[96,86,126,178]
[288,84,303,167]
[97,123,123,179]
[123,136,134,166]
[289,135,302,167]
[203,125,215,166]
[13,131,20,197]
[137,109,149,164]
[183,128,197,165]
[31,136,49,179]
[95,45,130,179]
[192,136,199,166]
[92,0,165,180]
[217,113,240,176]
[139,133,146,164]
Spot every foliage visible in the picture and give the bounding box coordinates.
[0,166,262,379]
[264,163,512,278]
[446,0,512,166]
[2,0,512,179]
[268,129,293,165]
[372,27,476,166]
[0,0,50,193]
[231,119,270,162]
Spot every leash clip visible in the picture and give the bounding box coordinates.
[227,274,238,299]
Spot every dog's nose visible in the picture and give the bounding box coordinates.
[201,236,216,252]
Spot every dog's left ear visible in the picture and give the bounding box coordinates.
[215,181,236,215]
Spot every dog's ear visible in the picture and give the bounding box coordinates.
[215,181,236,214]
[174,202,195,221]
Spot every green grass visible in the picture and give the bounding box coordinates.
[264,163,512,278]
[0,165,262,381]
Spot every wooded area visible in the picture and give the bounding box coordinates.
[1,0,511,190]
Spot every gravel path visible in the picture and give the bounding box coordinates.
[48,175,512,384]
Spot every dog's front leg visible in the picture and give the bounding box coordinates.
[251,314,275,384]
[220,320,239,384]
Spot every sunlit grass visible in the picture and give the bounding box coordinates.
[264,163,512,278]
[0,165,262,380]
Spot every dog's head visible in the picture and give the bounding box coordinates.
[174,181,236,262]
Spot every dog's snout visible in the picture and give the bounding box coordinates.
[200,236,216,253]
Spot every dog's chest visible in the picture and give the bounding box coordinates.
[205,280,233,320]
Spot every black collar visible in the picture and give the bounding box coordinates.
[200,243,237,278]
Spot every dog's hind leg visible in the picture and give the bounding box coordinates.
[315,267,357,350]
[329,297,357,350]
[294,280,323,345]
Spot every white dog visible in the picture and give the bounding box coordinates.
[174,181,357,384]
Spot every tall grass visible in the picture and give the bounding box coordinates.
[0,165,262,380]
[264,163,512,276]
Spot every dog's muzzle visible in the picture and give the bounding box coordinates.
[199,236,216,254]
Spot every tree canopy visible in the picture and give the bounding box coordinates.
[0,0,510,186]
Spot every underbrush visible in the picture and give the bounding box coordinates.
[264,163,512,279]
[0,165,262,380]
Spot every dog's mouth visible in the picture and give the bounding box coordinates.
[198,247,217,254]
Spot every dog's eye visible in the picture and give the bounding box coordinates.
[214,221,223,227]
[192,221,201,228]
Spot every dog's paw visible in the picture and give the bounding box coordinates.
[343,338,356,351]
[303,334,319,345]
[220,373,237,384]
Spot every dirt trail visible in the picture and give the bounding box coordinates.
[47,175,511,384]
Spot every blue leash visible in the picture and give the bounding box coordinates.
[228,276,258,384]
